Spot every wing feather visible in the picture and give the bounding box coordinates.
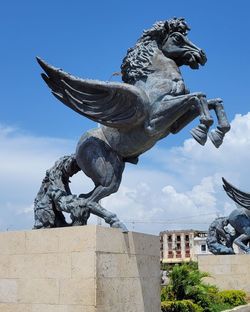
[222,177,250,209]
[37,57,149,128]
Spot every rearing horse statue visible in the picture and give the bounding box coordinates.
[35,18,230,231]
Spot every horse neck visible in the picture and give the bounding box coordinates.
[150,49,181,78]
[121,39,160,84]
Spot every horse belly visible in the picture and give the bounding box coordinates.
[101,126,160,158]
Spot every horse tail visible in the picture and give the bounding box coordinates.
[33,154,80,229]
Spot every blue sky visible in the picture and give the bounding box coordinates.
[0,1,250,233]
[1,0,250,140]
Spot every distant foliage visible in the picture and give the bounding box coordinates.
[218,290,246,307]
[161,300,203,312]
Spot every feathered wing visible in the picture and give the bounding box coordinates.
[222,177,250,210]
[37,58,149,129]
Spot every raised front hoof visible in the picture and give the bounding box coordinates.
[208,129,224,148]
[111,221,128,233]
[190,124,208,146]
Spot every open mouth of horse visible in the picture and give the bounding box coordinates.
[183,50,207,69]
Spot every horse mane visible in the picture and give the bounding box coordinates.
[121,18,190,84]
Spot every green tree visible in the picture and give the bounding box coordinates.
[161,262,247,312]
[161,263,218,311]
[166,263,210,300]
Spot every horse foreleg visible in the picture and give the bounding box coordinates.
[208,99,231,148]
[171,98,230,148]
[146,94,198,136]
[170,104,217,144]
[167,95,214,145]
[147,92,211,142]
[189,96,214,145]
[170,105,199,134]
[233,233,250,253]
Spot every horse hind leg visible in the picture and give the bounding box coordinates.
[76,136,128,232]
[87,177,129,231]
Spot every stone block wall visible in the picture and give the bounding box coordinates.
[198,254,250,294]
[0,225,161,312]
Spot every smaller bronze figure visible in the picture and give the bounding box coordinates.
[207,178,250,254]
[207,217,235,255]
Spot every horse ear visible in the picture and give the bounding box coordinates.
[164,21,170,34]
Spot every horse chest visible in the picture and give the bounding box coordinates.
[143,53,186,101]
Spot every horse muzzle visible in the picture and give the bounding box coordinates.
[199,50,207,65]
[183,49,207,69]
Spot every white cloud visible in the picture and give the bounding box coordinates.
[1,113,250,234]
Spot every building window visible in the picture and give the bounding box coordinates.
[196,232,207,238]
[176,243,181,250]
[168,251,173,258]
[176,235,181,241]
[176,251,182,258]
[168,235,172,242]
[168,243,172,249]
[185,243,190,249]
[185,235,189,241]
[201,244,206,252]
[185,252,190,258]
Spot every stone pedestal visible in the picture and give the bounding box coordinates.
[0,225,161,312]
[198,254,250,294]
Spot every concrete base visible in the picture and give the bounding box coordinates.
[0,225,161,312]
[198,255,250,294]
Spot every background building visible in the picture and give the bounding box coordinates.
[160,229,210,264]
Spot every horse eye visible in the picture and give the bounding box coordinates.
[173,34,183,43]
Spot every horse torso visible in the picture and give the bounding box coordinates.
[78,48,189,159]
[78,124,165,159]
[102,124,166,158]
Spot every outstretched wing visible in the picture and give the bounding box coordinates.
[222,177,250,210]
[37,57,149,129]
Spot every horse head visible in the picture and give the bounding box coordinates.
[121,18,207,84]
[161,30,207,69]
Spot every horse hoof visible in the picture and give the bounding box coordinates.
[208,128,224,148]
[111,221,128,233]
[190,124,208,145]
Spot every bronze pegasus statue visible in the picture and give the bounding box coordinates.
[207,178,250,254]
[34,18,230,231]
